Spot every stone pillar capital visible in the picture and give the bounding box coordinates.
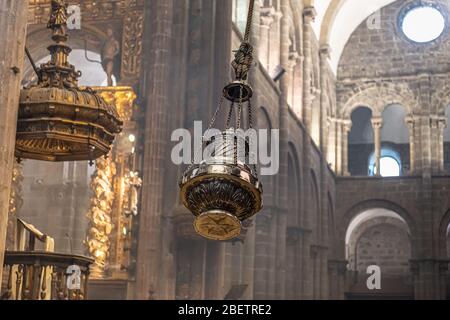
[405,115,415,126]
[437,116,447,130]
[287,51,299,70]
[371,117,384,129]
[319,44,331,60]
[303,6,317,24]
[260,6,277,27]
[272,10,283,22]
[427,116,447,129]
[342,120,353,133]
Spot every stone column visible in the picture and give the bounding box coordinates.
[437,117,447,173]
[406,116,415,175]
[302,6,316,134]
[287,51,299,109]
[328,260,347,300]
[371,118,383,176]
[268,10,282,76]
[0,0,29,281]
[135,0,174,300]
[412,260,448,300]
[253,212,272,299]
[276,0,290,299]
[319,45,331,157]
[335,119,343,174]
[292,56,304,118]
[342,120,352,176]
[259,6,275,69]
[327,118,337,171]
[430,117,440,174]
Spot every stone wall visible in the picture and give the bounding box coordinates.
[349,219,411,275]
[6,0,450,301]
[139,0,339,300]
[338,0,450,80]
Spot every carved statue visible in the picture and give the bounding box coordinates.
[127,171,142,216]
[101,27,121,86]
[48,0,68,31]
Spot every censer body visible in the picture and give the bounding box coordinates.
[180,130,263,241]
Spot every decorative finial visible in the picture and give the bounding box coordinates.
[48,0,68,34]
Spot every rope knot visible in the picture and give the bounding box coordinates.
[232,42,254,81]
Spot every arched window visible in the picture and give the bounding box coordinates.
[369,148,402,177]
[380,105,410,175]
[380,156,401,177]
[348,107,374,176]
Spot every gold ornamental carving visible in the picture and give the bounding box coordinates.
[121,10,144,82]
[27,1,145,84]
[17,0,123,162]
[84,86,139,279]
[85,156,116,279]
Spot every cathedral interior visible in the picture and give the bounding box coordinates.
[0,0,450,301]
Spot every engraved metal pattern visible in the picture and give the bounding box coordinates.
[194,211,241,241]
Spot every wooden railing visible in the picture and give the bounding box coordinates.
[1,252,93,300]
[1,219,93,300]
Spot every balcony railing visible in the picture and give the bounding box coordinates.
[1,218,93,300]
[2,252,93,300]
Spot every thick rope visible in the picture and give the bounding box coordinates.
[244,0,255,43]
[231,0,255,81]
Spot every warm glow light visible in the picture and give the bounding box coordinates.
[402,6,445,43]
[380,157,400,177]
[128,134,136,143]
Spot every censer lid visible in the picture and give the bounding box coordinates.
[15,0,123,162]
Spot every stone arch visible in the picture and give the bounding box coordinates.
[319,0,346,45]
[25,24,107,64]
[341,83,418,119]
[257,106,273,132]
[23,24,113,87]
[438,209,450,258]
[339,199,417,257]
[346,209,411,275]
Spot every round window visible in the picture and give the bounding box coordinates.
[401,5,446,43]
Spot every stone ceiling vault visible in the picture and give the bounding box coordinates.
[310,0,398,74]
